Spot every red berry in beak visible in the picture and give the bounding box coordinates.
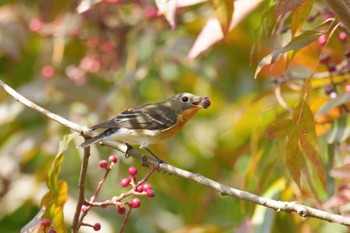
[201,98,211,108]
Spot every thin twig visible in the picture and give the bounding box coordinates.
[2,79,350,226]
[72,144,91,232]
[119,206,132,233]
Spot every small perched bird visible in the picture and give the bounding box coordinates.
[79,93,211,158]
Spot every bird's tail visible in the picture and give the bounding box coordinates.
[79,133,105,148]
[79,128,119,148]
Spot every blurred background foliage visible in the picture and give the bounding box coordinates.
[1,0,350,232]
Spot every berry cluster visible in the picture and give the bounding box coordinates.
[79,155,156,232]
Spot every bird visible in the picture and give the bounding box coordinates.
[79,93,211,160]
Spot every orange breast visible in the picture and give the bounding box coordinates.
[158,108,199,141]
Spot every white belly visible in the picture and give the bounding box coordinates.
[107,128,161,148]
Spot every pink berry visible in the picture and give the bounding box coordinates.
[108,155,118,163]
[120,178,131,187]
[41,219,51,227]
[146,189,155,198]
[81,205,89,212]
[339,32,348,43]
[318,34,328,46]
[128,167,138,176]
[345,85,350,93]
[48,229,57,233]
[143,6,158,19]
[41,65,55,79]
[117,207,126,215]
[29,18,43,32]
[99,160,108,169]
[93,223,101,231]
[142,183,152,191]
[129,198,141,208]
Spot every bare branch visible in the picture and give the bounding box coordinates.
[325,0,350,32]
[2,79,350,226]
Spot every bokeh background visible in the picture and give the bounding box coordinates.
[1,0,350,232]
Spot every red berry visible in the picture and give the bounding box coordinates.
[120,178,131,187]
[146,189,155,198]
[93,223,101,231]
[142,183,152,191]
[41,219,51,227]
[99,160,108,169]
[345,50,350,58]
[117,207,126,215]
[129,198,141,208]
[108,155,118,163]
[201,98,211,108]
[136,185,143,192]
[328,64,337,72]
[339,32,348,43]
[48,229,57,233]
[128,167,138,176]
[318,34,328,46]
[319,54,330,64]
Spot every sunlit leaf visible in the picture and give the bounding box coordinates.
[20,208,45,233]
[276,0,308,16]
[265,119,295,140]
[293,102,326,189]
[189,0,263,59]
[40,133,75,233]
[209,0,234,34]
[316,92,350,115]
[252,179,286,232]
[291,0,314,36]
[155,0,177,30]
[286,130,302,187]
[76,0,101,13]
[326,115,350,143]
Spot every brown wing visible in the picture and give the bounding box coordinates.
[90,103,178,130]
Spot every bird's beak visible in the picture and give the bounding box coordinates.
[192,97,211,109]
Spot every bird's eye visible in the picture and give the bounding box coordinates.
[181,96,189,102]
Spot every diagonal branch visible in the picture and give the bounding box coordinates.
[1,79,350,226]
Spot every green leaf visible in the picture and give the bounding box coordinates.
[293,102,326,189]
[326,115,350,143]
[265,119,295,140]
[209,0,234,34]
[291,0,314,36]
[316,92,350,115]
[286,130,302,187]
[255,30,322,79]
[271,30,322,63]
[41,133,75,233]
